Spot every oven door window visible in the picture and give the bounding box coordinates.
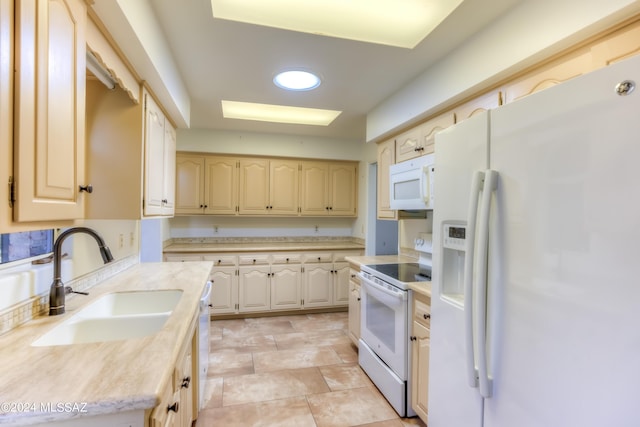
[360,279,408,379]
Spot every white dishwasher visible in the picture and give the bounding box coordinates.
[198,281,212,410]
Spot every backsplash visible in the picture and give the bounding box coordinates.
[0,254,138,335]
[169,236,365,245]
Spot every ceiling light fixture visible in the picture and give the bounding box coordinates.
[274,70,321,91]
[221,100,341,126]
[210,0,464,49]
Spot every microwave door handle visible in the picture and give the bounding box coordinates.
[422,165,430,203]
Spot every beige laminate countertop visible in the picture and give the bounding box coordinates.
[164,240,364,254]
[0,261,213,426]
[345,255,432,298]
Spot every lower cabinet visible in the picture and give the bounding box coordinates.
[149,317,197,427]
[410,292,431,423]
[164,249,362,315]
[347,267,361,346]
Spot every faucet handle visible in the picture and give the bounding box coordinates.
[65,286,89,296]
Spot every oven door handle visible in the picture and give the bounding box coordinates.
[361,276,407,308]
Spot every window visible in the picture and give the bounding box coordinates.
[0,230,54,264]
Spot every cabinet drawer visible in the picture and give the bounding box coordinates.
[271,253,302,264]
[414,298,431,328]
[238,254,270,265]
[203,254,237,266]
[164,254,204,262]
[149,379,177,427]
[303,253,333,263]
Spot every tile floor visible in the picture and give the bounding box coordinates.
[196,311,427,427]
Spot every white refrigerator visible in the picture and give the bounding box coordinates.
[429,53,640,427]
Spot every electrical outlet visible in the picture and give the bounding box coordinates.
[315,225,319,233]
[129,232,135,247]
[214,226,219,233]
[118,234,124,248]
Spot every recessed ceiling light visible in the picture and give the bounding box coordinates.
[274,70,321,91]
[210,0,464,48]
[221,100,341,126]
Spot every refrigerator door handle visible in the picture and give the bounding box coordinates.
[476,169,498,399]
[464,170,484,389]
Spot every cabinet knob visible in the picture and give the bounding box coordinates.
[167,402,179,413]
[357,297,361,301]
[410,336,416,341]
[181,376,191,388]
[78,184,93,193]
[286,258,289,262]
[424,314,431,320]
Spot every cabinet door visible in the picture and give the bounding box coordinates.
[333,262,350,305]
[411,321,430,421]
[418,112,455,155]
[303,263,332,308]
[238,158,269,214]
[328,163,357,216]
[142,92,174,217]
[178,348,194,427]
[210,267,238,314]
[205,156,238,214]
[377,139,397,220]
[269,159,299,215]
[271,264,302,310]
[300,161,329,216]
[238,265,270,312]
[395,127,421,163]
[13,0,87,221]
[162,123,176,215]
[348,282,361,346]
[175,154,205,214]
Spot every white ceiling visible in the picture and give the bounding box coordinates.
[149,0,521,141]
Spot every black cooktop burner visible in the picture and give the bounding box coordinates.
[366,263,431,283]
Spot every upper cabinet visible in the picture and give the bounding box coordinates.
[175,154,358,217]
[13,0,87,222]
[143,91,175,216]
[395,113,454,163]
[238,158,299,215]
[300,161,357,217]
[376,138,396,220]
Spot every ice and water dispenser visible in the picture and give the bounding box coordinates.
[441,222,468,307]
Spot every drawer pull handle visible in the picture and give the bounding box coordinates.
[167,402,179,413]
[424,314,431,320]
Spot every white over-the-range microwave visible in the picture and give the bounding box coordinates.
[389,154,435,210]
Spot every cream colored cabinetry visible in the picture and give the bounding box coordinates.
[164,248,362,315]
[205,255,238,314]
[239,158,299,215]
[144,91,176,216]
[175,154,205,214]
[347,265,361,346]
[206,156,239,214]
[394,113,454,163]
[453,90,502,124]
[302,252,333,308]
[13,0,87,222]
[238,254,271,313]
[376,138,397,220]
[300,161,357,216]
[149,318,197,427]
[394,127,421,163]
[410,292,431,423]
[302,252,357,308]
[271,254,303,310]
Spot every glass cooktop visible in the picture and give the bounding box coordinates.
[365,263,431,283]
